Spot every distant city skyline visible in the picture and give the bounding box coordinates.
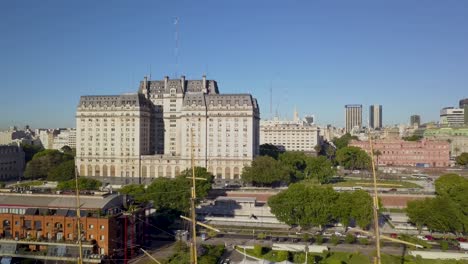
[1,1,468,129]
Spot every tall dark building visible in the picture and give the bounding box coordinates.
[410,115,421,127]
[369,104,383,129]
[460,98,468,125]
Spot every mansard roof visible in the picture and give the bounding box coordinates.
[78,93,151,108]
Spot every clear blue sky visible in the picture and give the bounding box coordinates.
[1,0,467,129]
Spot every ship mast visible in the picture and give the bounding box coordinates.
[75,167,83,264]
[189,128,198,264]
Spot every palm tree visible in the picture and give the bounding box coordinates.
[373,150,382,168]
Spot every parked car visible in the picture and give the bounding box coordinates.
[417,235,428,241]
[356,233,368,239]
[390,233,398,239]
[334,231,344,237]
[424,235,434,241]
[456,237,467,242]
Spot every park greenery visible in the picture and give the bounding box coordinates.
[402,135,423,141]
[332,133,358,150]
[119,166,213,213]
[335,146,371,170]
[162,242,224,264]
[242,148,337,186]
[406,173,468,234]
[240,246,462,264]
[456,152,468,166]
[57,177,102,191]
[23,147,76,181]
[268,183,373,229]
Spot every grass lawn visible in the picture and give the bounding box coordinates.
[332,179,422,189]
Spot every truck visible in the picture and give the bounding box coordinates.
[460,242,468,250]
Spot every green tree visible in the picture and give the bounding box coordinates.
[406,199,432,232]
[333,192,354,228]
[304,156,336,184]
[21,143,43,163]
[335,146,371,170]
[345,233,356,244]
[259,144,283,159]
[330,235,339,245]
[402,135,423,141]
[47,159,75,181]
[278,151,308,181]
[24,149,74,179]
[332,134,358,150]
[268,183,338,228]
[456,152,468,166]
[434,173,468,216]
[242,156,290,186]
[276,251,290,262]
[349,191,373,229]
[119,184,147,203]
[179,166,214,198]
[325,145,336,161]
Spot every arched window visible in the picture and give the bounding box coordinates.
[150,166,155,178]
[95,165,100,177]
[225,167,231,179]
[110,165,116,177]
[233,167,240,179]
[174,166,180,176]
[166,166,172,177]
[142,166,147,177]
[80,165,85,176]
[158,166,163,177]
[216,167,222,179]
[87,165,93,177]
[102,165,108,177]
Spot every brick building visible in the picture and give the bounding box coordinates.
[350,139,450,167]
[0,192,145,263]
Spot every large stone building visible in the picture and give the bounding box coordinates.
[350,139,450,167]
[410,115,421,127]
[0,145,25,181]
[345,104,362,133]
[76,75,260,184]
[260,112,319,153]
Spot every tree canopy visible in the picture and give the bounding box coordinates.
[47,160,75,181]
[332,134,358,150]
[241,156,290,186]
[268,183,373,229]
[335,146,371,170]
[304,156,336,184]
[456,152,468,166]
[407,173,468,234]
[21,143,43,163]
[120,166,214,213]
[24,149,74,180]
[259,144,283,159]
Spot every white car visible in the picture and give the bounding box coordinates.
[417,235,428,241]
[334,231,344,237]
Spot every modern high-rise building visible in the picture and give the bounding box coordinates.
[76,75,260,184]
[440,107,465,127]
[410,115,421,127]
[460,98,468,125]
[369,104,383,129]
[345,104,362,133]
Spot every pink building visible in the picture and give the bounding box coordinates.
[350,139,450,167]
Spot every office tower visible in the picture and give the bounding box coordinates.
[345,104,362,133]
[460,98,468,125]
[440,107,465,126]
[410,115,421,127]
[369,104,383,129]
[76,75,260,184]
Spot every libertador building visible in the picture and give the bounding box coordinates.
[76,75,260,184]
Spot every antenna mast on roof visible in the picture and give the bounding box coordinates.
[174,17,179,79]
